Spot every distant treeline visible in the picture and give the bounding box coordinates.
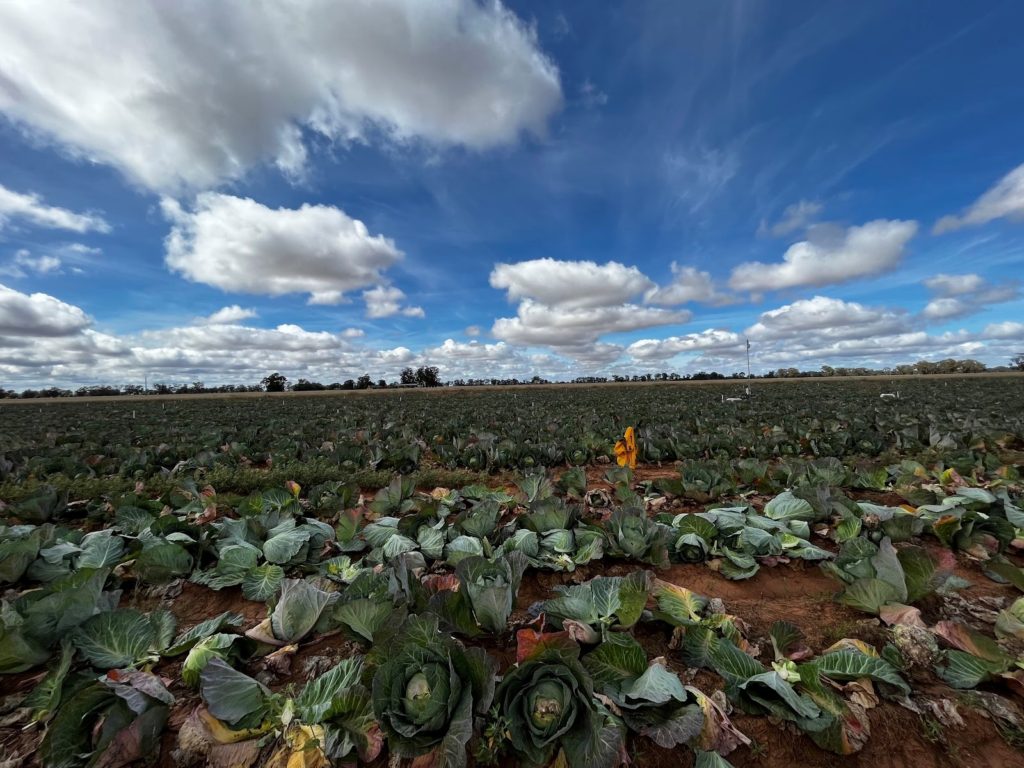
[1,357,1020,399]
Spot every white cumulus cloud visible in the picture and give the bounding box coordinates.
[628,329,743,361]
[982,321,1024,339]
[0,0,562,193]
[162,193,403,303]
[644,263,735,306]
[491,299,688,349]
[201,305,259,325]
[746,296,909,341]
[0,183,109,233]
[0,249,63,278]
[362,286,424,319]
[934,163,1024,233]
[490,258,654,310]
[729,219,918,292]
[0,282,92,336]
[422,338,518,363]
[758,199,822,237]
[919,273,1019,323]
[921,297,972,321]
[488,258,691,364]
[924,273,987,296]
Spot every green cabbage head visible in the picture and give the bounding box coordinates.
[492,635,624,768]
[372,614,497,768]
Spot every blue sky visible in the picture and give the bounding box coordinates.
[0,0,1022,387]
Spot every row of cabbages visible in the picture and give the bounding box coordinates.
[5,377,1021,487]
[1,558,917,768]
[1,468,1022,767]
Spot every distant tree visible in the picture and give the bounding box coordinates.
[356,374,373,390]
[341,379,355,390]
[75,385,121,397]
[400,367,416,385]
[1012,354,1024,371]
[25,387,72,398]
[377,379,388,389]
[415,366,441,387]
[262,372,288,392]
[293,378,326,391]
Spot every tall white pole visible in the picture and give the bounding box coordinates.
[745,339,751,396]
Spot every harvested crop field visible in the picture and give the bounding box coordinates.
[2,377,1023,768]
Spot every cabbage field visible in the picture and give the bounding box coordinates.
[1,377,1023,768]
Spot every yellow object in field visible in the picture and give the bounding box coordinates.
[614,426,637,469]
[267,724,329,768]
[198,708,273,744]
